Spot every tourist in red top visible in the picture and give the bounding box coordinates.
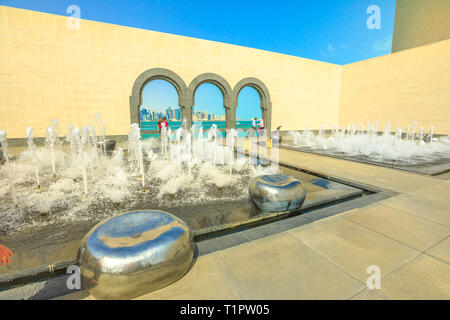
[0,244,13,266]
[162,117,168,129]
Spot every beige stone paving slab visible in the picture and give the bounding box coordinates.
[418,179,450,189]
[135,254,242,300]
[437,180,450,187]
[377,193,450,227]
[362,173,441,194]
[407,182,450,205]
[278,154,378,178]
[342,205,450,251]
[378,254,450,300]
[280,163,379,188]
[53,152,449,300]
[326,166,438,193]
[426,237,450,264]
[350,289,385,300]
[212,232,365,300]
[288,215,421,283]
[278,150,378,176]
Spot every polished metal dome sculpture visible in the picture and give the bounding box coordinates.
[249,174,306,212]
[78,210,195,299]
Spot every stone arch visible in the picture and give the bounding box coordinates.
[129,68,188,126]
[232,77,272,133]
[187,73,233,107]
[186,73,233,128]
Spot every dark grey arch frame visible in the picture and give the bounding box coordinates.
[129,68,188,126]
[129,69,271,133]
[231,77,272,134]
[186,73,233,128]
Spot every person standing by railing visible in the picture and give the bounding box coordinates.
[162,117,168,129]
[258,117,265,136]
[157,117,162,132]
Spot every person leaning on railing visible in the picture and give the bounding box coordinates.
[0,244,13,266]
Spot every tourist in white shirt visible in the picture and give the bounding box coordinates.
[252,118,257,131]
[258,118,264,136]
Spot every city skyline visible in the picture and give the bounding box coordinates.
[140,105,226,122]
[141,80,262,122]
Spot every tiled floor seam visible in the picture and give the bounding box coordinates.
[424,235,449,250]
[422,252,450,266]
[403,191,450,207]
[208,197,376,256]
[378,201,450,228]
[341,214,448,254]
[373,252,437,290]
[408,180,449,190]
[283,231,367,299]
[198,197,377,257]
[346,287,367,300]
[286,222,426,288]
[422,236,450,266]
[346,287,385,300]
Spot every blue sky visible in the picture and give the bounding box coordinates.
[2,0,396,120]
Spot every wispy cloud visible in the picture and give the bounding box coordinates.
[372,36,392,52]
[321,43,337,59]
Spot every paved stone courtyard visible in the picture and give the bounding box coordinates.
[1,1,449,302]
[50,148,449,300]
[1,147,448,300]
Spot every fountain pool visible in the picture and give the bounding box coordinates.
[282,122,450,174]
[0,118,368,285]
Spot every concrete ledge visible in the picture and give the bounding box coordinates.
[3,135,128,147]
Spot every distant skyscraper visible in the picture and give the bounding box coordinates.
[175,108,181,120]
[141,105,227,123]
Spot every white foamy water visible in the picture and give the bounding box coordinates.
[0,119,277,234]
[287,122,450,164]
